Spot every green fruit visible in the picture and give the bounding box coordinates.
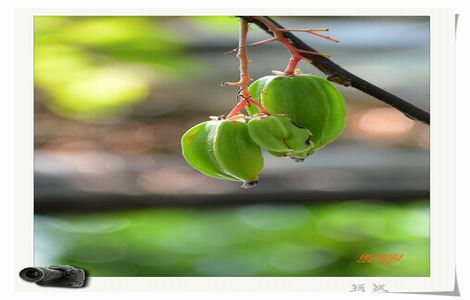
[247,74,346,149]
[181,118,264,188]
[247,114,315,160]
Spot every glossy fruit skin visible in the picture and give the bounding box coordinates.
[181,119,264,187]
[247,115,315,160]
[246,75,346,150]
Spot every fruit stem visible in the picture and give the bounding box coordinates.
[225,19,270,119]
[246,97,269,114]
[223,19,252,98]
[226,99,249,119]
[226,96,268,119]
[254,17,336,76]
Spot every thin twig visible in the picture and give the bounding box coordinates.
[226,20,268,118]
[254,16,305,76]
[239,16,430,125]
[224,20,251,97]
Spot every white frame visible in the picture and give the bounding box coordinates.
[14,9,455,293]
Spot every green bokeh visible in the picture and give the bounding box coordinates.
[34,16,211,121]
[35,200,429,276]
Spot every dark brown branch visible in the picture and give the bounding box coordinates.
[35,190,429,214]
[239,16,430,125]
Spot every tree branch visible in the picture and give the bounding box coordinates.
[239,16,430,125]
[35,190,429,214]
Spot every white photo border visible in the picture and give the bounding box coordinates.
[15,8,455,293]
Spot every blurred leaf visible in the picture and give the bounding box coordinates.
[35,200,429,276]
[190,16,239,35]
[34,16,202,121]
[34,43,150,120]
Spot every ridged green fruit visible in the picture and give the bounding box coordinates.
[247,75,346,150]
[181,119,264,188]
[247,114,315,160]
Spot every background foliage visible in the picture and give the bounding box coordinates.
[34,16,430,276]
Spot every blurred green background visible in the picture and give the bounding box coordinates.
[36,200,429,276]
[34,16,430,276]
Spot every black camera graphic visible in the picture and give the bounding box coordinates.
[19,265,86,288]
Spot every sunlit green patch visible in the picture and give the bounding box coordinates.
[189,16,239,35]
[35,200,429,276]
[34,16,204,121]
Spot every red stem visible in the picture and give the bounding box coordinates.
[247,97,269,114]
[225,19,270,119]
[226,96,268,119]
[226,99,249,119]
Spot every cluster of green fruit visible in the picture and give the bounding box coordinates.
[181,74,346,188]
